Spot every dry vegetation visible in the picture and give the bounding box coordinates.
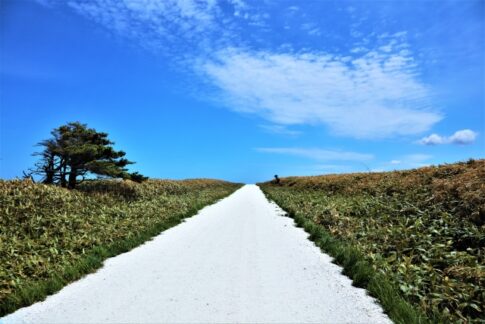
[259,159,484,323]
[0,178,241,315]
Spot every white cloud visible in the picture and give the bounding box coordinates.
[393,31,408,38]
[259,125,301,136]
[404,154,432,163]
[229,0,246,9]
[58,0,227,54]
[315,164,351,170]
[312,164,355,174]
[39,0,443,141]
[200,48,441,138]
[256,148,374,161]
[383,154,432,170]
[350,47,367,53]
[307,28,321,36]
[419,133,446,145]
[419,129,478,145]
[47,0,269,57]
[448,129,478,145]
[301,23,321,36]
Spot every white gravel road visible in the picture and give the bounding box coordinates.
[3,184,391,323]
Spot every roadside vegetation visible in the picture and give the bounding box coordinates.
[259,159,484,323]
[0,178,241,316]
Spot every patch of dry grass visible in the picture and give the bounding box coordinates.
[259,159,484,323]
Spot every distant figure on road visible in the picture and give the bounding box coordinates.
[274,174,280,184]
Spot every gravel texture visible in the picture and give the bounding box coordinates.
[3,185,391,323]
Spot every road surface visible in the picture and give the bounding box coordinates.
[3,185,390,323]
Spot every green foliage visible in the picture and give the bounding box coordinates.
[0,178,241,315]
[29,122,146,189]
[127,171,148,183]
[286,210,427,324]
[259,160,484,323]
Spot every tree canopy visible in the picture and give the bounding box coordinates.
[28,122,147,188]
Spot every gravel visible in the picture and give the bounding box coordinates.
[3,184,391,323]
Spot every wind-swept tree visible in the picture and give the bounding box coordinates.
[28,122,147,188]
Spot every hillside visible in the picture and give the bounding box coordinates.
[0,179,241,315]
[259,159,484,323]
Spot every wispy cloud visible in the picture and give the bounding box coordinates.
[315,164,352,170]
[301,23,321,36]
[404,154,432,163]
[200,47,441,139]
[37,0,444,141]
[41,0,240,54]
[419,129,478,145]
[384,154,433,170]
[313,164,355,174]
[259,125,301,136]
[256,147,374,161]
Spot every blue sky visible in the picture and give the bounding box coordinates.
[1,0,483,183]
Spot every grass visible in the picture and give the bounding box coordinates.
[265,192,429,324]
[259,159,484,323]
[0,178,242,316]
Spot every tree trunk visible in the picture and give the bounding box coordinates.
[43,154,55,184]
[68,168,77,189]
[60,160,67,187]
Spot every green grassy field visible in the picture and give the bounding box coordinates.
[259,159,484,323]
[0,178,242,316]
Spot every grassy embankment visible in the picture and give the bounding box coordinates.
[0,178,242,316]
[259,160,484,323]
